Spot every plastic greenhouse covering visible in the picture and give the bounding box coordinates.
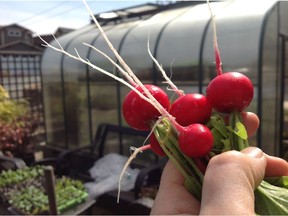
[41,0,288,158]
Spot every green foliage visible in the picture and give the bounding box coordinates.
[0,99,29,124]
[255,180,288,214]
[0,86,29,124]
[0,166,88,215]
[8,186,49,215]
[0,165,44,188]
[0,85,9,100]
[0,85,37,155]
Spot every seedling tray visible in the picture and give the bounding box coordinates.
[0,166,89,215]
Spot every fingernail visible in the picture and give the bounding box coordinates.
[241,147,263,159]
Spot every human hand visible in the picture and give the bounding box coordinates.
[150,112,288,215]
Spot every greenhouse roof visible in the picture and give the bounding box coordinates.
[42,0,279,81]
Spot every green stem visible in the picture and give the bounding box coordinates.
[154,118,204,200]
[155,123,192,179]
[229,112,249,151]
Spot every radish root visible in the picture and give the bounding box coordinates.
[117,145,150,203]
[147,35,184,97]
[206,0,223,76]
[39,0,183,204]
[83,42,138,87]
[81,0,169,117]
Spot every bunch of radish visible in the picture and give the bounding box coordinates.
[119,3,287,214]
[120,5,255,201]
[40,0,288,214]
[123,72,253,155]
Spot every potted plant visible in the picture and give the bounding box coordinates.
[0,85,38,160]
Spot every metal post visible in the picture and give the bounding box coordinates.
[44,166,58,215]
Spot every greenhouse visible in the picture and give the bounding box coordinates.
[41,0,288,159]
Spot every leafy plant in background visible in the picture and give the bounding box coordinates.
[0,85,38,156]
[0,166,88,215]
[8,183,88,215]
[0,165,44,188]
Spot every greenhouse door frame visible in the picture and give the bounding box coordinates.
[280,34,288,159]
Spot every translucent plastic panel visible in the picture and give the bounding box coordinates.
[202,1,277,85]
[119,7,189,82]
[260,4,279,156]
[88,22,142,136]
[42,25,94,80]
[89,82,119,141]
[279,1,288,35]
[156,3,224,84]
[62,26,102,148]
[41,25,94,147]
[87,20,142,77]
[63,26,100,81]
[283,75,288,159]
[40,1,280,150]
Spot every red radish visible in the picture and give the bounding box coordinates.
[170,93,212,126]
[178,124,213,158]
[206,72,253,113]
[149,133,166,156]
[205,4,253,113]
[122,84,170,131]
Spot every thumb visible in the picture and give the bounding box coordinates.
[200,147,266,215]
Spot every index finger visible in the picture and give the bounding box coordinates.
[241,112,259,137]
